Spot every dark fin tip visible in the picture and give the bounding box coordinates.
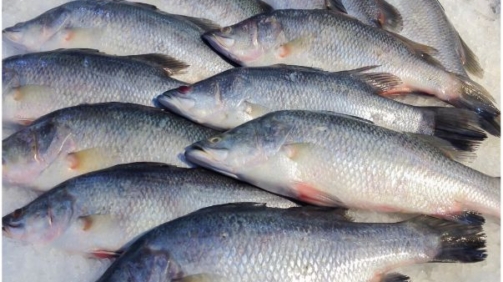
[427,107,489,141]
[257,0,274,12]
[126,54,189,76]
[409,214,487,263]
[382,272,411,282]
[327,0,348,13]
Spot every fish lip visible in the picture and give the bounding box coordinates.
[184,144,237,179]
[202,32,243,66]
[156,93,195,114]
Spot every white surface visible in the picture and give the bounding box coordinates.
[2,0,500,281]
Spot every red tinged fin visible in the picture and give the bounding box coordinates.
[294,182,345,207]
[91,250,122,259]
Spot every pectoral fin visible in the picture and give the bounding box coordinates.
[66,147,119,173]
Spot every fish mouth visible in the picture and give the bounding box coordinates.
[184,143,237,179]
[156,93,195,114]
[202,32,243,65]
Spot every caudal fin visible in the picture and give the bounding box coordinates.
[422,107,491,141]
[451,75,500,128]
[408,214,486,263]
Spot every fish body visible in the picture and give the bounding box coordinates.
[203,10,499,121]
[186,110,500,218]
[339,0,403,32]
[2,0,232,82]
[261,0,329,9]
[2,164,296,255]
[136,0,272,26]
[96,203,486,282]
[3,49,185,126]
[157,65,493,138]
[2,102,218,191]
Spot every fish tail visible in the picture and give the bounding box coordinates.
[421,107,491,143]
[450,74,500,129]
[408,214,487,263]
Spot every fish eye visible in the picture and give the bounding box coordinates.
[221,26,232,34]
[12,209,23,219]
[177,85,192,94]
[209,137,222,143]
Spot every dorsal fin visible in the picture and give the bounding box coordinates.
[125,54,189,76]
[408,133,478,162]
[327,0,347,13]
[269,64,326,72]
[55,48,101,54]
[457,33,484,78]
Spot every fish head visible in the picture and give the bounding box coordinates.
[2,192,75,243]
[202,14,286,66]
[2,4,72,51]
[185,113,293,177]
[3,120,74,186]
[158,73,254,130]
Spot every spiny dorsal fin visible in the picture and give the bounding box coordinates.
[327,0,347,13]
[408,133,478,163]
[457,33,484,78]
[54,48,101,54]
[269,64,325,72]
[257,0,274,12]
[376,0,403,32]
[126,54,189,76]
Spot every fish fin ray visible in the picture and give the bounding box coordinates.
[126,54,189,76]
[244,101,271,119]
[423,107,490,140]
[355,71,402,94]
[65,147,119,174]
[327,0,347,13]
[381,272,411,282]
[457,34,484,78]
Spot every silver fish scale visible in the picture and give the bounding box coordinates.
[259,10,450,94]
[261,0,327,9]
[100,205,442,281]
[200,67,430,133]
[21,1,232,82]
[254,111,497,215]
[32,165,296,252]
[2,50,184,123]
[140,0,269,26]
[386,0,469,77]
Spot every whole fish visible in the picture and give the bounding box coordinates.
[185,110,500,219]
[385,0,483,77]
[2,0,232,83]
[157,65,496,138]
[96,203,486,282]
[202,10,499,124]
[136,0,273,26]
[2,102,218,191]
[3,49,186,127]
[2,163,297,256]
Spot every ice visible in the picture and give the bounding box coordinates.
[2,0,500,281]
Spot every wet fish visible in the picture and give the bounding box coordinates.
[385,0,483,77]
[137,0,273,26]
[96,203,486,282]
[186,110,500,219]
[2,0,232,83]
[2,163,297,256]
[261,0,333,9]
[2,102,218,191]
[202,10,499,124]
[3,48,186,127]
[157,65,496,138]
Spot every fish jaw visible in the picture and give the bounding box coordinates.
[185,144,237,179]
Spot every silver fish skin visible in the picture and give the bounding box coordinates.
[135,0,272,26]
[385,0,482,78]
[185,110,500,218]
[96,203,487,282]
[2,102,218,191]
[202,10,499,122]
[338,0,403,32]
[3,49,186,126]
[2,163,297,255]
[157,65,494,139]
[261,0,329,9]
[2,0,232,83]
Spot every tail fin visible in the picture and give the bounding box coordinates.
[422,107,491,141]
[451,75,500,128]
[407,214,486,263]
